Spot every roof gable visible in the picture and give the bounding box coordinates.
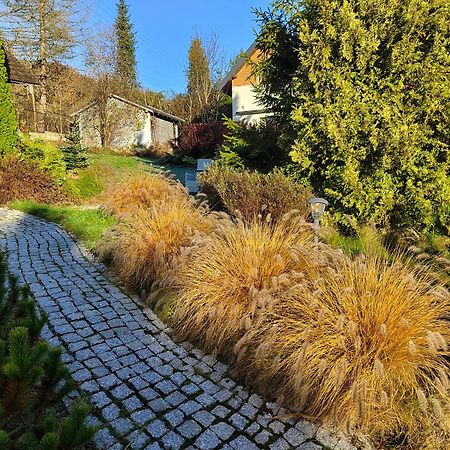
[219,41,258,92]
[2,44,39,85]
[71,94,184,123]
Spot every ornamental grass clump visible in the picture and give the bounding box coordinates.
[97,195,214,293]
[234,254,450,448]
[172,213,317,355]
[103,172,187,219]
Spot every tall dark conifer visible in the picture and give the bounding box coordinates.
[114,0,137,85]
[0,40,18,155]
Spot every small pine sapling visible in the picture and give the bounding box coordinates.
[0,253,98,448]
[60,126,88,171]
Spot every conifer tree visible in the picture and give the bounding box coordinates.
[187,36,212,122]
[61,126,88,170]
[256,0,450,231]
[114,0,137,85]
[0,40,18,156]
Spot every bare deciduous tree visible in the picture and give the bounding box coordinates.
[0,0,88,131]
[84,26,129,148]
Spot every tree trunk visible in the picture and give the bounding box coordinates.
[37,0,48,132]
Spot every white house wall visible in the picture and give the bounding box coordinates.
[232,84,268,123]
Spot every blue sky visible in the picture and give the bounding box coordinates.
[88,0,270,95]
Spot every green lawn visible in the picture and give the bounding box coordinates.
[63,151,157,201]
[10,201,115,250]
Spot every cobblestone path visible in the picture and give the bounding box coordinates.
[0,209,358,450]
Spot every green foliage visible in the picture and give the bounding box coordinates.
[187,36,211,120]
[216,147,244,170]
[256,0,450,231]
[115,0,137,85]
[17,137,66,184]
[0,41,19,156]
[0,254,98,448]
[60,128,88,171]
[221,117,289,170]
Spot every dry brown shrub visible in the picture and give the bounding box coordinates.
[0,157,66,205]
[102,172,187,219]
[172,213,316,356]
[233,254,450,448]
[199,165,312,223]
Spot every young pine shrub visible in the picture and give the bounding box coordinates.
[234,254,450,448]
[97,195,214,293]
[172,214,315,356]
[102,172,187,219]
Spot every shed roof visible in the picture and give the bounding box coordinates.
[71,94,185,123]
[2,43,39,85]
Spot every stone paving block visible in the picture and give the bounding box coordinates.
[102,403,121,421]
[210,422,234,441]
[229,436,259,450]
[131,409,156,426]
[161,431,185,450]
[94,428,117,448]
[91,391,111,408]
[284,426,309,446]
[98,373,121,389]
[246,422,260,436]
[270,438,291,450]
[123,395,143,412]
[210,405,230,419]
[80,380,100,394]
[111,384,133,400]
[239,403,259,419]
[269,420,285,434]
[129,376,148,390]
[155,379,177,395]
[140,387,159,402]
[144,442,163,450]
[196,392,217,408]
[195,429,222,449]
[146,419,168,439]
[164,410,185,428]
[165,391,187,407]
[148,398,170,413]
[193,410,215,428]
[181,382,201,396]
[179,399,202,415]
[125,430,150,450]
[255,430,271,445]
[177,419,202,439]
[229,413,248,431]
[298,443,322,450]
[111,417,134,436]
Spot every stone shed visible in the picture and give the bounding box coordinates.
[71,94,183,149]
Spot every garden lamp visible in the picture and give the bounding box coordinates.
[308,197,328,244]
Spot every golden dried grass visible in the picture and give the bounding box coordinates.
[233,254,450,447]
[102,172,187,219]
[172,213,315,355]
[97,195,214,292]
